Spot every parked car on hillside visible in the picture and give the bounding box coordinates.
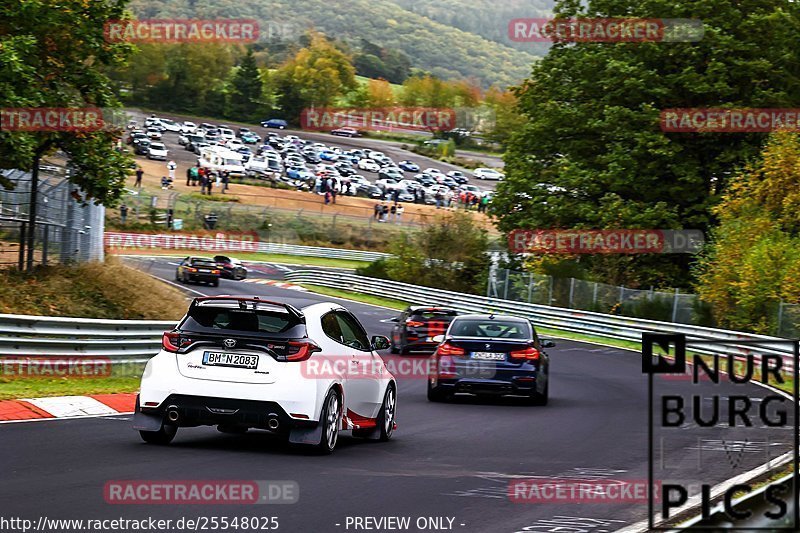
[331,127,360,138]
[147,142,169,161]
[262,118,288,129]
[473,167,505,181]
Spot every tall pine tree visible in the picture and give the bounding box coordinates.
[229,48,265,122]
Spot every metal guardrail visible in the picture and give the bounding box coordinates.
[284,270,796,369]
[104,231,391,262]
[0,314,176,358]
[252,242,389,262]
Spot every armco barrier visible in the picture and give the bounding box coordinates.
[0,270,794,367]
[0,314,176,359]
[104,231,391,262]
[284,270,797,369]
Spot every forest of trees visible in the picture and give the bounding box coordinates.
[112,32,521,144]
[127,0,537,88]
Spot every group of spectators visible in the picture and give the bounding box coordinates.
[458,191,490,213]
[373,202,404,223]
[132,162,231,194]
[185,164,229,194]
[314,174,354,204]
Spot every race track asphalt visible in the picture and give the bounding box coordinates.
[1,259,794,533]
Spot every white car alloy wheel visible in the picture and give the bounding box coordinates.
[319,390,341,453]
[379,386,396,441]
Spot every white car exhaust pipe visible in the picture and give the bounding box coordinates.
[166,406,180,423]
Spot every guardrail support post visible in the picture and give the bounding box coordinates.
[671,288,680,322]
[527,273,533,303]
[17,222,26,271]
[569,278,575,308]
[592,282,598,308]
[777,300,785,336]
[42,226,49,266]
[548,276,554,305]
[503,269,509,300]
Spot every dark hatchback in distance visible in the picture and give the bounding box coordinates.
[427,314,553,405]
[390,306,459,354]
[213,255,248,280]
[176,257,221,286]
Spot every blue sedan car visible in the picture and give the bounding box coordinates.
[285,166,315,182]
[427,314,553,405]
[398,160,420,172]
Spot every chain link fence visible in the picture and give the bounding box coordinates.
[0,168,104,268]
[488,267,704,325]
[112,188,423,250]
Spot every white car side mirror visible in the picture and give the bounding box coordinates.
[431,334,445,344]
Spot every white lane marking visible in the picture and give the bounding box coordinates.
[158,277,207,296]
[22,396,118,418]
[0,412,135,425]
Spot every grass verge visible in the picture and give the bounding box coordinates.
[0,377,141,401]
[0,257,187,319]
[298,284,408,310]
[116,250,372,270]
[234,253,371,270]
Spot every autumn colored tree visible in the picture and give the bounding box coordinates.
[695,132,800,333]
[366,79,395,107]
[274,31,356,113]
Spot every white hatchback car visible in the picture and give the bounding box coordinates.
[134,297,397,454]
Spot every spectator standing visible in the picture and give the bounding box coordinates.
[186,167,192,186]
[215,171,222,190]
[222,171,230,192]
[392,188,400,205]
[331,176,338,204]
[395,204,404,223]
[435,191,443,209]
[167,160,177,182]
[190,165,199,186]
[134,167,143,187]
[120,203,128,224]
[390,204,397,220]
[374,202,381,220]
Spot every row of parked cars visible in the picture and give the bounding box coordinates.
[127,115,501,201]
